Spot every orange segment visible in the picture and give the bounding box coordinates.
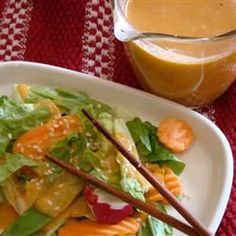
[0,203,18,233]
[13,115,83,159]
[17,83,30,100]
[157,118,195,154]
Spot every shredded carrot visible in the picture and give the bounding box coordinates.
[13,115,83,159]
[157,118,195,154]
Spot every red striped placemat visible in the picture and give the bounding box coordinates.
[0,0,235,235]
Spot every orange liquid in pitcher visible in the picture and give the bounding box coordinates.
[125,0,236,106]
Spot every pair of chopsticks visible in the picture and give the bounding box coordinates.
[46,109,212,236]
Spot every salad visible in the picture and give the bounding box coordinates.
[0,84,194,236]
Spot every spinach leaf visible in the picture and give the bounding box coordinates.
[126,118,185,175]
[139,204,173,236]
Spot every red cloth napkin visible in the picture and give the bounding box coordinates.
[0,0,235,235]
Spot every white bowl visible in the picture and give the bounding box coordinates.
[0,61,233,235]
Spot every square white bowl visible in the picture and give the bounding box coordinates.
[0,61,233,235]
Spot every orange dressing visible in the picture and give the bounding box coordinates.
[125,0,236,106]
[127,0,236,37]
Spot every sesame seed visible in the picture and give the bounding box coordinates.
[58,184,64,188]
[37,156,43,160]
[45,170,53,175]
[33,145,43,154]
[69,119,75,124]
[29,154,34,158]
[54,206,60,211]
[64,119,70,129]
[47,200,53,206]
[93,142,99,147]
[39,179,44,184]
[62,130,67,135]
[59,121,63,125]
[85,132,92,138]
[20,146,25,153]
[136,218,142,223]
[53,123,59,128]
[49,127,55,132]
[54,191,60,196]
[91,145,98,152]
[49,132,55,137]
[16,143,22,148]
[36,185,42,190]
[37,149,43,154]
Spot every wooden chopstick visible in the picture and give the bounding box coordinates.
[46,154,199,235]
[82,109,213,236]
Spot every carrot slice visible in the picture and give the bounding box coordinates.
[161,166,182,204]
[58,217,140,236]
[157,118,194,154]
[145,164,182,203]
[13,115,83,159]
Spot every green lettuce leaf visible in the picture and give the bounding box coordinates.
[49,129,121,187]
[139,204,173,236]
[25,86,112,117]
[49,132,92,173]
[0,154,37,183]
[49,120,122,187]
[114,119,150,201]
[126,118,185,175]
[0,96,51,154]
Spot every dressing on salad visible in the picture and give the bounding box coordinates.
[0,84,194,236]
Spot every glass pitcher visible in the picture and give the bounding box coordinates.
[112,0,236,107]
